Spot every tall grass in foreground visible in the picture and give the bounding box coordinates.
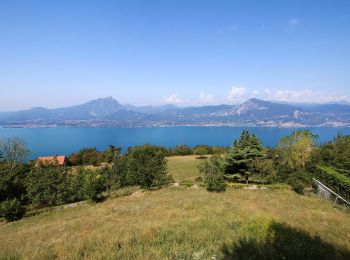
[0,187,349,259]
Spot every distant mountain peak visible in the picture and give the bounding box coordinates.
[1,97,350,127]
[90,96,120,104]
[244,98,269,105]
[246,97,262,102]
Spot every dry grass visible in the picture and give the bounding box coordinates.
[0,156,349,259]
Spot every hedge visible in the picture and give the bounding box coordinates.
[336,168,350,178]
[314,166,350,202]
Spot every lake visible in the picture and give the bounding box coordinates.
[0,127,349,160]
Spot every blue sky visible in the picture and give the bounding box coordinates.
[0,0,350,110]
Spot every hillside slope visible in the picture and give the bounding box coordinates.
[0,156,349,259]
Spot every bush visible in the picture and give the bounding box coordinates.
[107,156,128,189]
[251,158,277,184]
[313,166,350,201]
[26,165,74,208]
[0,198,26,222]
[309,133,350,170]
[0,163,28,202]
[68,147,103,166]
[285,171,313,195]
[72,169,106,202]
[170,145,193,156]
[336,168,350,178]
[199,156,226,192]
[193,145,212,157]
[126,145,170,189]
[291,181,305,194]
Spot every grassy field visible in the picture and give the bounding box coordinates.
[1,156,350,259]
[166,155,203,182]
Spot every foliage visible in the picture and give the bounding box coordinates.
[101,145,121,163]
[225,130,264,184]
[199,156,226,192]
[73,168,105,202]
[25,165,74,208]
[285,171,313,195]
[0,163,29,202]
[170,144,193,156]
[106,155,128,189]
[251,157,277,184]
[310,133,350,170]
[167,145,229,156]
[68,147,103,166]
[275,130,317,175]
[336,168,350,178]
[193,145,212,157]
[313,166,350,201]
[126,144,171,188]
[0,137,30,170]
[0,198,26,222]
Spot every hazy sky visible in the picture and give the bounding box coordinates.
[1,0,350,110]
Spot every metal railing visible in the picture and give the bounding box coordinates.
[313,178,350,206]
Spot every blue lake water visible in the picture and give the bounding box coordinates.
[0,127,349,160]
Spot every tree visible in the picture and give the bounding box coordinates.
[276,130,317,175]
[199,156,226,192]
[0,137,30,170]
[225,130,264,184]
[171,145,192,156]
[0,163,29,202]
[193,145,212,158]
[25,165,74,208]
[310,133,350,170]
[0,198,26,222]
[251,157,277,184]
[68,147,103,166]
[102,145,121,163]
[73,168,105,202]
[107,155,128,189]
[126,145,170,188]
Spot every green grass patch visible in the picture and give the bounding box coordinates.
[166,155,202,182]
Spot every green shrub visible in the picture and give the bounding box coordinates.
[313,166,350,201]
[291,181,305,194]
[126,145,170,189]
[103,156,128,190]
[285,171,313,195]
[199,156,226,192]
[0,198,26,222]
[73,169,105,202]
[170,145,193,156]
[26,165,74,208]
[336,168,350,178]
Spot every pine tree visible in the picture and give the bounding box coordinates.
[225,130,264,184]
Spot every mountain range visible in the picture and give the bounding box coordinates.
[1,97,350,128]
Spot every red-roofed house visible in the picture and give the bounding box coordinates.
[37,156,68,166]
